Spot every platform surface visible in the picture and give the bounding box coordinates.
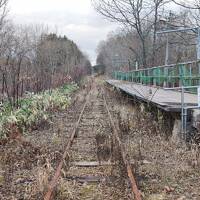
[107,80,198,112]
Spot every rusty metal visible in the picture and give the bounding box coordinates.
[44,94,89,200]
[44,83,141,200]
[103,91,142,200]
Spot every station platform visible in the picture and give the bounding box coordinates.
[106,80,198,112]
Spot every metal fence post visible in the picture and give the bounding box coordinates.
[181,86,184,138]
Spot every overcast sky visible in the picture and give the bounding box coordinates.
[8,0,117,64]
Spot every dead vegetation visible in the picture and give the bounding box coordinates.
[0,88,87,199]
[105,84,200,200]
[1,78,200,200]
[95,132,112,165]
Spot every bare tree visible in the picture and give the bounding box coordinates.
[0,23,91,107]
[0,1,91,106]
[96,9,198,74]
[96,30,140,74]
[0,0,8,29]
[92,0,168,67]
[172,0,200,9]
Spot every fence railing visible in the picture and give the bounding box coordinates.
[113,60,200,92]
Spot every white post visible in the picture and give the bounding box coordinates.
[197,28,200,60]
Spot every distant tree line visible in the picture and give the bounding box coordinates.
[93,0,200,74]
[0,0,91,107]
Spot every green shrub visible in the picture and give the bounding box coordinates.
[0,83,78,138]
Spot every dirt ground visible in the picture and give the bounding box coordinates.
[0,77,200,200]
[105,85,200,200]
[0,80,130,200]
[0,88,87,199]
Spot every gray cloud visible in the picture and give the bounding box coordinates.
[9,5,117,64]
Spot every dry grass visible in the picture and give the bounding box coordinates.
[2,79,199,200]
[34,159,54,193]
[106,86,200,200]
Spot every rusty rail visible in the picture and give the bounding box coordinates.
[44,83,141,200]
[44,93,90,200]
[103,91,142,200]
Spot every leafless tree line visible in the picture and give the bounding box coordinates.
[0,1,91,108]
[93,0,200,73]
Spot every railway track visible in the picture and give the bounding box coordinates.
[44,83,141,200]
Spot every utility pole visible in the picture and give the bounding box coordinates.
[165,34,169,65]
[128,59,131,71]
[197,27,200,60]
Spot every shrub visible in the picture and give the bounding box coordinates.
[0,84,78,138]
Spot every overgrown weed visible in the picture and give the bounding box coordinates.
[0,84,78,139]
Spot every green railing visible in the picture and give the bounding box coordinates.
[113,61,200,91]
